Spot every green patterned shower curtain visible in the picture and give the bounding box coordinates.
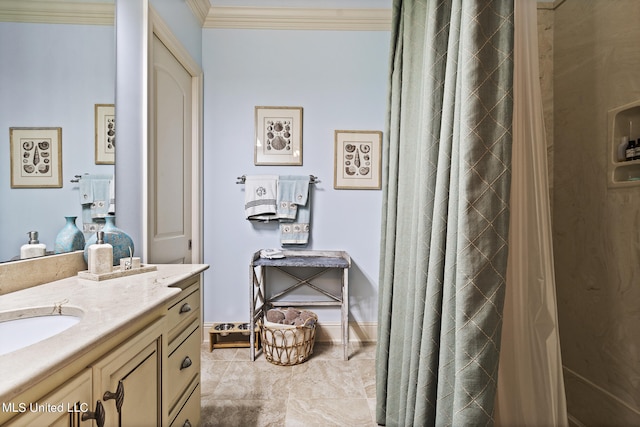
[376,0,514,425]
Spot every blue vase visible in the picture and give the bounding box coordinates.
[84,216,134,266]
[54,216,85,254]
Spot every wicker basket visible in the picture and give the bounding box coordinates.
[259,310,318,366]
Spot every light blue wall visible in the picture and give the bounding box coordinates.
[0,22,115,262]
[202,29,390,323]
[150,0,202,65]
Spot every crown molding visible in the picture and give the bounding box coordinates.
[0,0,114,25]
[203,6,391,31]
[0,2,391,31]
[186,0,210,26]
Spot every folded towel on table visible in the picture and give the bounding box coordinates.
[244,175,278,221]
[260,248,285,259]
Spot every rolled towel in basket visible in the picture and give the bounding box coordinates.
[266,309,285,323]
[265,308,316,327]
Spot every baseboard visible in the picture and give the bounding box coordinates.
[202,321,377,344]
[315,321,377,343]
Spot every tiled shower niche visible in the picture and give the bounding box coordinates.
[608,100,640,187]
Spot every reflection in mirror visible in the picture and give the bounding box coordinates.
[0,1,115,262]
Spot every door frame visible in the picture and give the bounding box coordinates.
[146,6,203,264]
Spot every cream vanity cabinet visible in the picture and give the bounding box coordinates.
[91,318,165,427]
[5,318,164,427]
[5,370,93,427]
[3,270,204,427]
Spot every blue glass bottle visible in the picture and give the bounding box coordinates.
[54,216,85,254]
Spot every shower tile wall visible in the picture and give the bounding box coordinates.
[537,3,554,196]
[551,0,640,425]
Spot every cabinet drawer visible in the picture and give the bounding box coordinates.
[168,322,200,408]
[169,383,201,427]
[167,283,200,340]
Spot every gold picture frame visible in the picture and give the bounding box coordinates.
[334,130,382,190]
[254,106,303,165]
[95,103,115,165]
[10,127,62,188]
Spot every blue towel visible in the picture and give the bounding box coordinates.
[279,175,311,246]
[78,174,113,234]
[277,175,310,220]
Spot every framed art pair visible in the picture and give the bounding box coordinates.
[253,106,381,190]
[9,104,114,189]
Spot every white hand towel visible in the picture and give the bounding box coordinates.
[244,175,278,221]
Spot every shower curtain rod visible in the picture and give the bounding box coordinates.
[236,174,319,184]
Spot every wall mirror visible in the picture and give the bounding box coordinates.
[0,0,115,262]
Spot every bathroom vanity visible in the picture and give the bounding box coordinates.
[0,261,208,426]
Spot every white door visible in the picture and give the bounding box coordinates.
[148,34,192,264]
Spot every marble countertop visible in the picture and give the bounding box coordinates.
[0,263,209,403]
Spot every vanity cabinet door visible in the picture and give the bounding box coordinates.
[91,319,165,427]
[5,369,92,427]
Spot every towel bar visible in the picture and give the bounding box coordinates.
[236,174,319,184]
[70,174,86,183]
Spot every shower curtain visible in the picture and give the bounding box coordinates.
[376,0,514,425]
[494,0,568,425]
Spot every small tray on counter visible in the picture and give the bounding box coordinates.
[78,264,157,281]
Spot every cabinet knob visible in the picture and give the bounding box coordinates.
[180,356,192,370]
[183,420,192,427]
[103,380,125,413]
[179,303,192,314]
[81,400,105,427]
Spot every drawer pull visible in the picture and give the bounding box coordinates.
[103,380,125,413]
[183,420,192,427]
[180,356,192,370]
[82,400,105,427]
[179,303,192,314]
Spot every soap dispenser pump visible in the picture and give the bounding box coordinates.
[88,231,113,275]
[20,231,46,259]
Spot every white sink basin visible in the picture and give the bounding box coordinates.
[0,307,83,356]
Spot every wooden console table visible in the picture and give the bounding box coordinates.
[249,250,351,361]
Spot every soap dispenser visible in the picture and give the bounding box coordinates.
[20,231,46,259]
[88,231,113,275]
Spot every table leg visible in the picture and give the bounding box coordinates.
[342,266,349,361]
[249,264,255,361]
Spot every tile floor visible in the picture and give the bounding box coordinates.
[200,342,378,426]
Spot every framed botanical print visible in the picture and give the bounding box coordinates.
[334,130,382,190]
[95,103,115,164]
[254,106,303,165]
[10,127,63,188]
